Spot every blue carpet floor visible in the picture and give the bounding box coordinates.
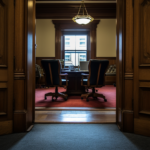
[0,124,150,150]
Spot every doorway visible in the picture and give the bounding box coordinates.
[34,19,117,123]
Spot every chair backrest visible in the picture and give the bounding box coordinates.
[41,59,61,86]
[88,59,109,86]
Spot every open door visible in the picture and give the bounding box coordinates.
[0,0,14,135]
[134,0,150,136]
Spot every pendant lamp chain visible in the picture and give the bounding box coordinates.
[72,0,94,25]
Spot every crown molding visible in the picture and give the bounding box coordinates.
[36,1,116,4]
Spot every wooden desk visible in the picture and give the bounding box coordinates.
[61,70,89,95]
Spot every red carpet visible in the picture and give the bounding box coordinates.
[35,85,116,108]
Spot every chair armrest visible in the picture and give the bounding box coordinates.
[81,73,89,76]
[60,73,68,76]
[81,74,89,86]
[60,73,68,86]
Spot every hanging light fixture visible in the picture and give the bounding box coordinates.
[72,0,94,25]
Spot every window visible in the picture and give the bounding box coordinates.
[64,35,87,66]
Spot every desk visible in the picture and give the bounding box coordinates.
[61,70,89,95]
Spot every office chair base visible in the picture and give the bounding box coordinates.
[81,92,106,102]
[45,92,68,101]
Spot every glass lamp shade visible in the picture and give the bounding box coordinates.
[72,15,94,25]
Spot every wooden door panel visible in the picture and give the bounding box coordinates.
[134,119,150,137]
[0,0,7,67]
[0,0,14,135]
[0,89,7,116]
[139,87,150,114]
[134,0,150,136]
[140,1,150,64]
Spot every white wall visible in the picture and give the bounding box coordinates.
[96,19,116,57]
[36,19,55,57]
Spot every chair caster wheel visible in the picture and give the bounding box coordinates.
[45,96,47,100]
[104,99,107,102]
[86,98,89,102]
[65,97,68,101]
[52,97,55,101]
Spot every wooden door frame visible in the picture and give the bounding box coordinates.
[32,1,130,133]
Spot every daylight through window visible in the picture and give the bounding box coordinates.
[64,35,87,66]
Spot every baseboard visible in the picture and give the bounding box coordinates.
[35,107,116,111]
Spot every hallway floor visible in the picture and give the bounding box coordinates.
[1,124,150,150]
[35,108,116,123]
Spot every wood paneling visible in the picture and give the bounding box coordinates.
[13,113,26,132]
[96,57,116,65]
[36,3,116,19]
[134,118,150,137]
[140,1,150,65]
[13,0,35,132]
[116,0,134,133]
[14,0,25,73]
[13,0,27,132]
[14,80,25,110]
[116,0,125,130]
[0,0,14,135]
[123,111,134,133]
[105,76,116,85]
[0,0,7,67]
[0,69,8,81]
[0,89,7,115]
[134,0,150,136]
[90,28,96,59]
[125,0,133,73]
[0,120,13,135]
[139,87,150,113]
[124,80,133,110]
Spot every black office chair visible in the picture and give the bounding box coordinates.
[81,59,109,102]
[41,59,68,101]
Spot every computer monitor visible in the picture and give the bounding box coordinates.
[80,61,89,71]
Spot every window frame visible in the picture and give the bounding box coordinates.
[62,31,90,67]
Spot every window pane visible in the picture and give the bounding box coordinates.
[64,51,87,67]
[65,36,75,50]
[76,36,87,50]
[76,51,87,66]
[64,35,87,67]
[64,51,76,66]
[65,35,87,50]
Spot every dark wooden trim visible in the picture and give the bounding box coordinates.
[32,0,36,123]
[36,0,116,1]
[116,0,126,131]
[36,57,55,59]
[53,20,100,60]
[53,20,100,29]
[36,3,116,19]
